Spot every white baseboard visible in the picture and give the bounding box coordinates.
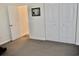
[29,35,45,40]
[12,33,29,41]
[0,39,10,45]
[0,33,28,45]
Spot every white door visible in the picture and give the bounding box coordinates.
[45,4,60,42]
[45,4,77,44]
[59,4,77,44]
[0,6,11,45]
[28,4,45,40]
[76,4,79,45]
[8,6,21,40]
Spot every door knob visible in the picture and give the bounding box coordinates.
[9,25,13,27]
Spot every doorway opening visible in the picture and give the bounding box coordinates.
[8,5,30,41]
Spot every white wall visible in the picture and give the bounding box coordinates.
[0,6,11,45]
[28,3,45,40]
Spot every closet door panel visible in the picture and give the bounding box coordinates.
[45,3,77,44]
[45,4,60,42]
[76,4,79,45]
[59,4,77,44]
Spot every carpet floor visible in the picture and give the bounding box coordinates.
[1,36,79,56]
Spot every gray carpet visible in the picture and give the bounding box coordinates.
[1,36,79,56]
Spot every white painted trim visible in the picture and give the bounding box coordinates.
[29,35,45,40]
[0,39,10,45]
[12,33,29,41]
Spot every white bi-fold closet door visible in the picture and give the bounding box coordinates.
[45,4,77,44]
[45,4,60,42]
[76,4,79,45]
[59,4,77,44]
